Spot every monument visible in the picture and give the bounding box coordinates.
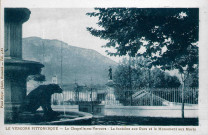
[108,66,112,80]
[106,66,114,86]
[105,67,122,105]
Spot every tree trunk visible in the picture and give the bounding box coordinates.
[129,58,132,106]
[182,82,185,118]
[180,72,185,119]
[181,71,189,119]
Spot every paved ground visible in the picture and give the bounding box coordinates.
[91,116,198,125]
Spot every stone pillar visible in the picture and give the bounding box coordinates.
[4,8,30,59]
[4,8,44,123]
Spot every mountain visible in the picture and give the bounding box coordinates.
[22,37,117,85]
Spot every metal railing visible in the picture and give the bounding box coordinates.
[51,87,198,106]
[115,88,198,106]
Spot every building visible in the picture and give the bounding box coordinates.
[52,75,58,84]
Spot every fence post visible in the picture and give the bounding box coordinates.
[174,88,176,103]
[150,90,153,106]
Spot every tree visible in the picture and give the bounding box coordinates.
[113,57,181,105]
[184,64,199,88]
[87,8,198,118]
[150,68,181,88]
[114,58,181,89]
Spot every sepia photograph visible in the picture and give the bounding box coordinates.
[1,0,208,135]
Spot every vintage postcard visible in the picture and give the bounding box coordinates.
[0,0,208,135]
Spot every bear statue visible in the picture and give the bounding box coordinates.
[20,84,63,118]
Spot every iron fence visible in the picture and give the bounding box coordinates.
[51,87,198,106]
[115,88,198,106]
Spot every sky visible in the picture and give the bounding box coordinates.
[23,8,121,62]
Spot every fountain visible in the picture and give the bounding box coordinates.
[4,8,44,123]
[4,8,92,125]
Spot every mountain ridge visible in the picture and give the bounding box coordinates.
[23,37,117,85]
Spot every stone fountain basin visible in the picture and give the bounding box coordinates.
[16,111,93,125]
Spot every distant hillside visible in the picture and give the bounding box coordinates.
[23,37,117,85]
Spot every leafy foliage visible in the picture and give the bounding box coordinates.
[113,57,181,90]
[184,65,199,87]
[113,57,182,106]
[87,8,199,73]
